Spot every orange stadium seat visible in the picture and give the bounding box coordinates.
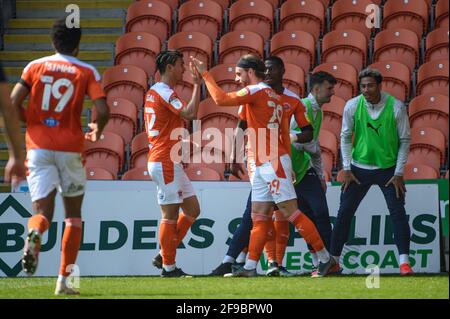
[408,127,446,172]
[229,0,274,41]
[313,62,358,101]
[416,59,449,96]
[206,0,230,10]
[270,30,316,73]
[403,163,439,180]
[425,28,449,62]
[321,95,346,142]
[330,0,375,41]
[279,0,325,42]
[208,64,242,93]
[177,0,223,41]
[92,97,138,145]
[167,31,213,68]
[321,29,367,72]
[435,0,449,29]
[135,0,179,10]
[282,63,306,98]
[85,132,125,179]
[188,146,227,179]
[218,31,265,64]
[114,32,161,79]
[373,28,419,73]
[382,0,428,38]
[102,65,148,110]
[319,129,338,174]
[368,61,411,102]
[130,132,149,169]
[86,167,115,180]
[126,0,172,43]
[408,93,449,141]
[122,167,152,180]
[185,166,222,181]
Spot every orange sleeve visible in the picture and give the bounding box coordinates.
[20,63,36,88]
[293,100,311,129]
[87,69,106,101]
[164,92,187,116]
[203,71,257,107]
[238,104,247,121]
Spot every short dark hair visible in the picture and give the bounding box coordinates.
[237,54,266,79]
[358,68,383,84]
[265,56,285,69]
[310,71,337,88]
[156,50,184,75]
[51,18,81,55]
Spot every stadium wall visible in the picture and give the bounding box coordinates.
[0,182,443,277]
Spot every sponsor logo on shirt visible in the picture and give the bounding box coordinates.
[43,117,60,127]
[169,96,183,110]
[236,88,249,97]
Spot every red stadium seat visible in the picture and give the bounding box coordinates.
[102,65,148,110]
[416,59,449,96]
[319,129,338,173]
[207,0,230,10]
[167,31,213,68]
[85,132,125,179]
[425,28,449,62]
[177,0,223,41]
[229,0,274,41]
[382,0,428,38]
[279,0,325,42]
[408,93,449,141]
[126,0,172,43]
[139,0,178,10]
[321,29,368,72]
[321,95,346,142]
[270,30,316,73]
[403,163,439,180]
[313,62,358,101]
[373,28,419,73]
[208,64,242,93]
[368,61,411,102]
[408,127,446,172]
[435,0,449,29]
[331,0,375,41]
[282,63,306,98]
[114,32,161,79]
[122,167,152,180]
[130,132,149,169]
[187,146,227,179]
[218,31,265,64]
[86,167,115,180]
[185,166,222,181]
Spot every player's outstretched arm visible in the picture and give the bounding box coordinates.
[179,60,201,120]
[85,97,110,142]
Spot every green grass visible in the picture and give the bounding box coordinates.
[0,275,448,299]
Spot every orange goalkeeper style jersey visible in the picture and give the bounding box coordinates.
[20,53,105,153]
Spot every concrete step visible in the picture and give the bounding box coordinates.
[4,33,120,44]
[8,18,124,29]
[0,50,112,62]
[17,8,128,19]
[0,184,10,193]
[16,0,133,9]
[0,150,10,161]
[4,41,116,51]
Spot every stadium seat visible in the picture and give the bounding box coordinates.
[228,0,274,41]
[177,0,223,41]
[92,97,138,145]
[321,29,368,72]
[130,132,149,169]
[416,59,449,96]
[319,129,338,173]
[373,28,419,73]
[114,32,161,80]
[425,28,449,62]
[435,0,449,29]
[139,0,178,10]
[321,95,346,143]
[382,0,428,38]
[403,163,439,180]
[279,0,325,42]
[185,166,222,181]
[218,31,265,64]
[408,127,446,172]
[207,64,242,93]
[167,31,213,68]
[408,93,449,141]
[122,167,152,180]
[207,0,230,10]
[85,132,125,179]
[228,164,250,181]
[270,30,316,73]
[187,146,227,179]
[330,0,375,41]
[126,0,172,43]
[102,65,148,110]
[313,62,358,101]
[86,167,115,180]
[282,63,306,98]
[368,61,411,101]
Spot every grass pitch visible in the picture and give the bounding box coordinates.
[0,275,448,299]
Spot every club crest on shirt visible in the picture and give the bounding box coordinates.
[283,103,291,111]
[169,96,183,110]
[146,94,155,102]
